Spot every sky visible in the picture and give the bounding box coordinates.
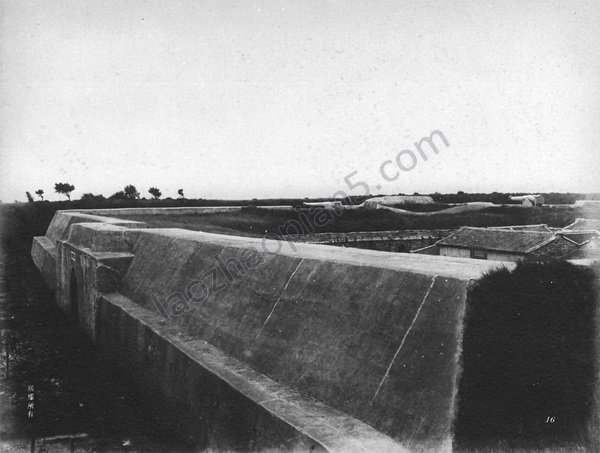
[1,0,599,202]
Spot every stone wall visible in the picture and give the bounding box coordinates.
[32,209,600,452]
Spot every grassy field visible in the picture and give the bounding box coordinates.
[2,196,598,243]
[111,204,596,238]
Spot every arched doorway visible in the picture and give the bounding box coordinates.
[69,269,79,320]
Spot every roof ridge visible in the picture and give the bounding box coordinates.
[524,235,557,253]
[437,227,558,254]
[489,223,548,227]
[464,227,553,235]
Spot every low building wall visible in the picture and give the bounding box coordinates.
[78,206,244,216]
[283,229,456,253]
[96,293,325,451]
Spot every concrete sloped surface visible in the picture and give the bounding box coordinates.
[117,227,504,450]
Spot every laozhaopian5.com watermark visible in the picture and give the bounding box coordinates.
[151,129,450,321]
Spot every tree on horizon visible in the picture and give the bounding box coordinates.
[80,193,105,203]
[54,182,75,201]
[35,189,44,201]
[148,187,162,199]
[123,185,140,200]
[177,188,184,199]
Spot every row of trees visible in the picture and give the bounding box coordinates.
[107,185,184,200]
[28,184,185,202]
[28,183,76,202]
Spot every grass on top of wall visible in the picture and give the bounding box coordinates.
[454,260,600,452]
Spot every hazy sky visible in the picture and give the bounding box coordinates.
[1,0,599,202]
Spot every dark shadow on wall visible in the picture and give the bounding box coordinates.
[69,269,79,320]
[454,261,599,450]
